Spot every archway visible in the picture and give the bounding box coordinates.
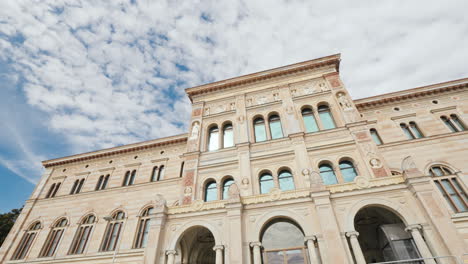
[175,226,216,264]
[260,218,309,264]
[354,206,421,263]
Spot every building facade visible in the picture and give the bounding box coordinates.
[1,54,467,264]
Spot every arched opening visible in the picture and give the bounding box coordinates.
[354,206,421,263]
[175,226,216,264]
[260,218,308,263]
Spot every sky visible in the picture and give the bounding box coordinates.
[0,0,467,213]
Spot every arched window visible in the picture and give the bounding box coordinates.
[441,115,466,132]
[11,222,41,260]
[134,207,153,248]
[319,163,338,185]
[430,165,468,213]
[39,218,68,257]
[370,128,383,145]
[123,171,130,186]
[400,123,415,139]
[46,183,56,198]
[409,122,424,138]
[254,117,267,142]
[302,108,319,133]
[96,175,104,190]
[158,166,165,181]
[70,179,85,195]
[204,181,217,202]
[102,175,110,189]
[278,170,295,191]
[261,219,307,263]
[129,170,136,185]
[222,178,234,199]
[269,114,284,139]
[46,182,61,198]
[339,160,358,182]
[259,173,274,194]
[101,211,125,252]
[223,123,234,148]
[179,162,185,178]
[208,125,219,151]
[318,105,336,129]
[150,166,158,182]
[69,215,95,255]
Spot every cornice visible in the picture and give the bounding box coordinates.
[42,134,188,168]
[355,77,468,110]
[185,54,341,101]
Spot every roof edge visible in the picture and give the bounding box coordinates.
[354,77,468,109]
[185,53,341,100]
[42,133,188,168]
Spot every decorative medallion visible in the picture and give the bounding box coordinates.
[192,200,204,211]
[269,188,281,201]
[369,158,383,168]
[354,176,370,188]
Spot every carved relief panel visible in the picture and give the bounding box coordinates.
[289,78,329,97]
[245,87,280,107]
[203,98,236,116]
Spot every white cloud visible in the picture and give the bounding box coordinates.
[0,0,467,182]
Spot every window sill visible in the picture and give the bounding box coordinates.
[451,211,468,222]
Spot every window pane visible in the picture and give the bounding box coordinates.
[262,221,304,249]
[141,219,151,248]
[340,161,358,182]
[260,174,274,194]
[108,223,121,251]
[269,117,284,139]
[409,122,423,138]
[205,182,217,202]
[223,179,234,199]
[435,181,457,212]
[452,179,468,204]
[254,122,267,142]
[77,226,91,254]
[370,129,383,145]
[318,107,336,129]
[151,167,158,182]
[266,251,285,264]
[400,124,415,139]
[319,165,338,185]
[208,128,219,151]
[432,167,444,176]
[303,114,319,133]
[286,249,305,264]
[451,115,466,131]
[158,166,165,181]
[223,125,234,147]
[278,171,295,191]
[442,116,457,132]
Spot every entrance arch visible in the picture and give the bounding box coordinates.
[354,206,421,263]
[260,218,309,264]
[175,226,216,264]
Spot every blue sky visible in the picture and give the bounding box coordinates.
[0,0,467,213]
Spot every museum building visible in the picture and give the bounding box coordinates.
[0,54,467,264]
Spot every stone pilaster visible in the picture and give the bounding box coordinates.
[225,201,244,264]
[144,200,168,264]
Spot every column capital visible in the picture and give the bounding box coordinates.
[345,231,359,238]
[249,241,262,248]
[213,245,224,251]
[304,235,317,243]
[166,249,177,256]
[405,224,422,232]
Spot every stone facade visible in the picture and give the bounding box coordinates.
[1,54,467,264]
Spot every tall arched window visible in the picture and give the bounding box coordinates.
[223,123,234,148]
[259,173,274,194]
[101,211,125,251]
[222,178,234,199]
[302,108,319,133]
[46,183,61,198]
[261,220,307,263]
[370,128,383,145]
[134,207,153,248]
[441,114,466,132]
[70,179,85,195]
[150,166,158,182]
[409,122,424,138]
[11,222,41,260]
[39,218,67,257]
[208,125,219,151]
[158,166,165,181]
[204,181,217,202]
[69,215,95,255]
[269,114,284,139]
[400,123,415,139]
[179,162,185,178]
[339,160,358,182]
[96,175,106,190]
[430,165,468,213]
[254,117,267,142]
[319,163,338,185]
[318,105,336,129]
[278,170,295,191]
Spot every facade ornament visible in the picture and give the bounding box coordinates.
[204,107,210,115]
[241,177,249,186]
[285,105,294,114]
[273,92,280,101]
[237,115,245,124]
[228,183,240,200]
[319,82,328,91]
[246,98,253,106]
[184,186,192,195]
[354,176,370,188]
[337,92,353,110]
[192,200,204,211]
[301,168,310,176]
[290,88,297,96]
[269,188,281,201]
[154,194,167,208]
[369,158,382,168]
[189,122,200,140]
[230,102,236,110]
[257,96,267,104]
[401,156,417,171]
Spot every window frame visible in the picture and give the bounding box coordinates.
[204,180,217,202]
[100,211,125,252]
[133,207,154,249]
[207,125,220,151]
[253,117,267,142]
[278,170,295,191]
[69,215,95,255]
[268,114,284,140]
[317,104,336,130]
[11,222,41,260]
[39,218,68,258]
[301,107,319,133]
[259,172,275,194]
[370,128,383,145]
[430,165,468,213]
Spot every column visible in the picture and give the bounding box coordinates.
[213,245,224,264]
[250,242,262,264]
[345,231,366,264]
[304,236,321,264]
[166,250,177,264]
[405,225,436,264]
